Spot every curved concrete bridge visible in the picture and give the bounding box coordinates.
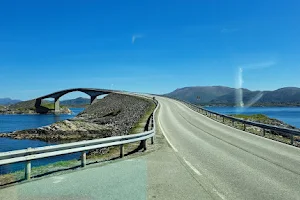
[35,88,120,113]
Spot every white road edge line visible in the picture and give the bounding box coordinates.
[52,176,64,184]
[213,188,226,200]
[157,113,179,152]
[182,157,202,176]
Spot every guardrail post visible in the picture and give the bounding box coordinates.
[243,123,246,131]
[290,135,294,145]
[81,151,86,167]
[262,129,266,137]
[232,120,235,127]
[222,117,225,123]
[142,140,147,151]
[25,160,31,180]
[151,136,154,144]
[120,144,124,158]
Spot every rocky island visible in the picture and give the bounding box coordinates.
[0,99,71,114]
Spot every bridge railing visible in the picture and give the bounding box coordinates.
[166,96,300,145]
[0,98,159,181]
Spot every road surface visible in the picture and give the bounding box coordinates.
[157,96,300,200]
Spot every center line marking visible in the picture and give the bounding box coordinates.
[183,157,202,176]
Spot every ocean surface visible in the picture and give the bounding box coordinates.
[206,107,300,128]
[0,108,84,174]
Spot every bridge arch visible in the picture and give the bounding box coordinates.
[35,88,114,113]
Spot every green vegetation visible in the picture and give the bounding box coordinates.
[64,104,89,108]
[200,111,299,147]
[130,99,156,134]
[8,99,36,110]
[41,103,68,110]
[0,160,79,186]
[230,114,270,123]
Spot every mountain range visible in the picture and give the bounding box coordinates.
[165,86,300,106]
[0,97,91,107]
[60,97,90,106]
[2,87,300,107]
[42,97,91,107]
[0,98,22,105]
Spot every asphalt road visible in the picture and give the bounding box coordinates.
[157,96,300,200]
[0,138,212,200]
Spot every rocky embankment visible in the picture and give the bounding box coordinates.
[0,94,153,143]
[0,99,71,114]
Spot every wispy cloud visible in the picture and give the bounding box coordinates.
[242,61,277,70]
[132,34,143,44]
[221,28,239,33]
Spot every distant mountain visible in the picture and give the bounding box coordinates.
[60,97,90,106]
[210,89,263,105]
[165,86,300,106]
[260,87,300,103]
[23,97,91,107]
[164,86,235,104]
[0,98,22,105]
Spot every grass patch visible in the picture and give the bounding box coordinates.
[0,170,24,186]
[0,160,80,186]
[41,103,68,110]
[31,160,79,176]
[130,100,156,134]
[230,114,270,122]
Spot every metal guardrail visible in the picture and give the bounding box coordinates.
[166,96,300,145]
[0,98,159,180]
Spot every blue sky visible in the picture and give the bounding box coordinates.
[1,0,300,100]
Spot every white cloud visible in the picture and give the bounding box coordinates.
[132,34,143,44]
